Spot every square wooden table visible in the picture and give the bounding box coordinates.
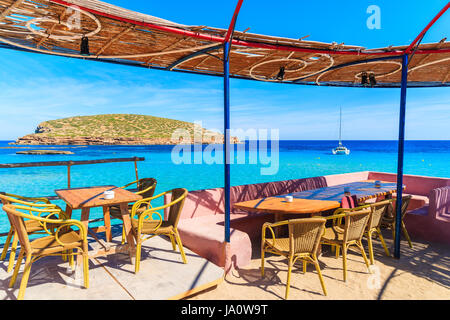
[55,186,142,265]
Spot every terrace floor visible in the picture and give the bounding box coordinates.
[190,232,450,300]
[0,230,223,300]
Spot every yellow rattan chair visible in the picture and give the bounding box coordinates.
[365,199,393,264]
[131,188,188,274]
[261,217,327,299]
[104,178,157,242]
[3,204,89,300]
[381,195,413,248]
[0,193,66,272]
[321,208,372,282]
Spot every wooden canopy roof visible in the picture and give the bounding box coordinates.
[0,0,449,87]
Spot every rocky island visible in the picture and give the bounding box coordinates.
[13,114,240,145]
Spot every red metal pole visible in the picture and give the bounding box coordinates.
[405,2,450,53]
[224,0,244,43]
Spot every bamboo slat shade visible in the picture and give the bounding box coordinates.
[0,0,449,87]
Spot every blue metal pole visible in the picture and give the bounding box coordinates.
[394,54,409,258]
[223,42,231,243]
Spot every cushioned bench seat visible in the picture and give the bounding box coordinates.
[407,205,429,216]
[393,193,429,210]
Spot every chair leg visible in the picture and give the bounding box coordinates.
[82,249,89,289]
[68,249,74,269]
[377,227,390,257]
[135,240,142,274]
[312,256,327,296]
[0,229,13,261]
[261,247,265,277]
[303,260,307,274]
[7,231,19,273]
[366,231,374,265]
[401,222,413,248]
[342,244,348,282]
[285,255,294,299]
[357,241,371,272]
[17,254,32,300]
[336,245,340,259]
[121,224,126,245]
[61,250,67,262]
[169,235,177,251]
[9,249,24,288]
[174,230,187,264]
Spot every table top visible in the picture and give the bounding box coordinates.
[55,185,142,209]
[286,181,399,202]
[234,197,340,214]
[233,181,400,215]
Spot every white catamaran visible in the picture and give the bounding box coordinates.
[332,107,350,155]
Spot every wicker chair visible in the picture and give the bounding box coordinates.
[321,208,371,281]
[3,204,89,300]
[103,178,157,242]
[261,217,327,299]
[0,193,66,272]
[381,195,413,248]
[365,199,393,264]
[132,188,188,274]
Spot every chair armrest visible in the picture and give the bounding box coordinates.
[11,205,88,240]
[120,179,139,189]
[135,184,156,196]
[262,221,289,248]
[135,209,163,234]
[2,193,52,204]
[132,191,184,216]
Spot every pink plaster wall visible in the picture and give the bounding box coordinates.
[368,172,450,196]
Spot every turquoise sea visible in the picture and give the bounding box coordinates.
[0,140,449,234]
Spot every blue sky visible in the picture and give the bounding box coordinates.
[0,0,449,140]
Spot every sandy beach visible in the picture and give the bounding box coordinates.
[189,234,450,300]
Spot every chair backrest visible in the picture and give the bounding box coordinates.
[137,178,157,199]
[167,188,188,228]
[400,195,412,217]
[288,217,326,255]
[386,195,412,219]
[2,205,32,253]
[369,199,393,229]
[343,208,371,242]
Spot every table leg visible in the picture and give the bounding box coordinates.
[274,213,283,237]
[103,206,112,242]
[65,205,72,219]
[120,203,136,264]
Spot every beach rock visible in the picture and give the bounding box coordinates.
[16,150,75,155]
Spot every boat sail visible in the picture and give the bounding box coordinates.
[332,107,350,155]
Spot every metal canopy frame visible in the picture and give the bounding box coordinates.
[0,0,449,261]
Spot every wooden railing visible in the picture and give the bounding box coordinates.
[0,157,145,237]
[0,157,145,188]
